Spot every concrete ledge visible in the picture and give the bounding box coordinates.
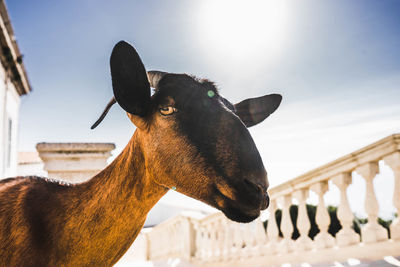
[36,142,115,153]
[36,142,115,183]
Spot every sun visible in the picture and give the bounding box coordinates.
[196,0,288,62]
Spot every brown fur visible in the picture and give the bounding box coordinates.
[0,132,167,266]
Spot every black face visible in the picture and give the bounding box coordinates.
[96,41,282,223]
[151,74,271,222]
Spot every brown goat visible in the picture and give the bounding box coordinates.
[0,41,282,266]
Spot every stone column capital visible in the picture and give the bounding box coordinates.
[310,181,328,195]
[384,152,400,171]
[332,172,352,189]
[355,162,379,180]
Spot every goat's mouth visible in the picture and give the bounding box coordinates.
[213,183,269,223]
[218,199,261,223]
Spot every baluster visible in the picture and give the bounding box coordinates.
[204,223,212,261]
[233,222,243,260]
[200,226,207,260]
[245,220,258,257]
[210,222,217,261]
[173,224,178,256]
[240,223,252,258]
[292,189,313,251]
[222,218,232,260]
[207,224,214,261]
[170,225,176,256]
[216,218,224,260]
[332,173,359,246]
[182,219,192,261]
[278,195,294,253]
[265,199,280,255]
[254,217,267,256]
[194,221,203,260]
[384,152,400,240]
[310,181,335,249]
[175,224,179,256]
[356,162,387,243]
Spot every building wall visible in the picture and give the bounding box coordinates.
[0,0,32,179]
[0,62,21,178]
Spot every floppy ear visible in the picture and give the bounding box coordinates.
[234,94,282,127]
[110,41,151,116]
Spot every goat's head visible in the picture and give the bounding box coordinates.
[93,41,282,223]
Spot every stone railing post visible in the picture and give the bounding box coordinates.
[355,162,387,243]
[310,181,335,249]
[332,173,359,246]
[215,219,224,260]
[277,195,294,253]
[254,217,267,248]
[292,189,313,251]
[240,222,253,258]
[383,152,400,240]
[221,219,232,260]
[181,217,196,261]
[210,222,219,261]
[265,199,279,255]
[193,221,202,259]
[231,222,242,260]
[36,142,115,183]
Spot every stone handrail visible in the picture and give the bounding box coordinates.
[142,134,400,266]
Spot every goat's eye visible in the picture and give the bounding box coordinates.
[159,106,177,116]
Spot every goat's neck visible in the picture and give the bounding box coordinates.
[64,131,167,265]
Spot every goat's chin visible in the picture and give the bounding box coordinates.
[220,205,260,223]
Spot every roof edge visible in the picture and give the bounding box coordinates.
[0,0,31,96]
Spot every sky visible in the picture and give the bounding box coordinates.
[7,0,400,218]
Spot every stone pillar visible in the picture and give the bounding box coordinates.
[278,194,294,253]
[292,188,313,251]
[265,199,279,255]
[215,219,224,260]
[231,222,242,260]
[255,217,267,247]
[310,181,335,249]
[194,221,204,259]
[209,222,217,261]
[355,162,387,243]
[36,142,115,183]
[222,219,233,259]
[181,216,196,261]
[383,152,400,240]
[332,173,359,246]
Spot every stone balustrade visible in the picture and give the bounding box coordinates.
[138,134,400,266]
[146,214,197,262]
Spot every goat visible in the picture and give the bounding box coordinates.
[0,41,282,266]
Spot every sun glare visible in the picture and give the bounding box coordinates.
[197,0,288,62]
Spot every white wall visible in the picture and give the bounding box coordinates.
[0,62,21,179]
[0,65,5,177]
